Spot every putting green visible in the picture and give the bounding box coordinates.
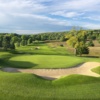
[8,55,84,68]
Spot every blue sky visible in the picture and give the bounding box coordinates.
[0,0,100,34]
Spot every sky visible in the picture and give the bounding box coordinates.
[0,0,100,34]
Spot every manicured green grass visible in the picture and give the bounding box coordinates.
[0,51,100,69]
[53,74,100,86]
[92,66,100,74]
[8,55,84,68]
[82,57,100,62]
[0,72,100,100]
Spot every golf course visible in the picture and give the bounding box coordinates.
[1,0,100,99]
[0,40,100,100]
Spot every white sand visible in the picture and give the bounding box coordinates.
[1,62,100,80]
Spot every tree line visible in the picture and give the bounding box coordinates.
[0,29,100,51]
[0,32,67,50]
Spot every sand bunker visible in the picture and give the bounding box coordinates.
[1,62,100,80]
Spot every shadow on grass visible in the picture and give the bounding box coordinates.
[0,60,38,69]
[6,60,37,69]
[0,53,38,69]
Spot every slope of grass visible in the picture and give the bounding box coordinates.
[92,66,100,74]
[53,74,100,86]
[0,72,100,100]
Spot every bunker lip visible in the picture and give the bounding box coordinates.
[1,62,100,80]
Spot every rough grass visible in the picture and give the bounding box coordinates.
[16,43,70,55]
[92,66,100,74]
[0,72,100,100]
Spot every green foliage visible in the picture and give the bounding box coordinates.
[21,35,27,40]
[81,46,89,54]
[97,34,100,43]
[0,35,3,47]
[15,42,20,47]
[2,37,8,50]
[88,40,94,46]
[60,36,66,41]
[67,36,78,47]
[66,29,89,56]
[21,40,27,46]
[76,45,89,56]
[27,38,32,45]
[11,36,18,43]
[33,32,68,41]
[10,42,15,50]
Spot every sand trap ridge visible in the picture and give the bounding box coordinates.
[1,62,100,80]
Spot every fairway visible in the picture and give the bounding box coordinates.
[8,55,84,68]
[16,42,70,55]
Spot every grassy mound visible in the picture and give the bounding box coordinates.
[53,74,100,86]
[0,72,100,100]
[92,66,100,74]
[0,51,100,69]
[7,55,84,68]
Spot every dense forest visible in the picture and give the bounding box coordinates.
[0,29,100,51]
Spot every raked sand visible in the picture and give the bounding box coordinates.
[1,62,100,80]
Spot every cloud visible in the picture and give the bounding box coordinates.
[0,0,100,34]
[82,23,100,29]
[83,16,100,21]
[50,0,100,11]
[0,12,70,33]
[51,11,84,18]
